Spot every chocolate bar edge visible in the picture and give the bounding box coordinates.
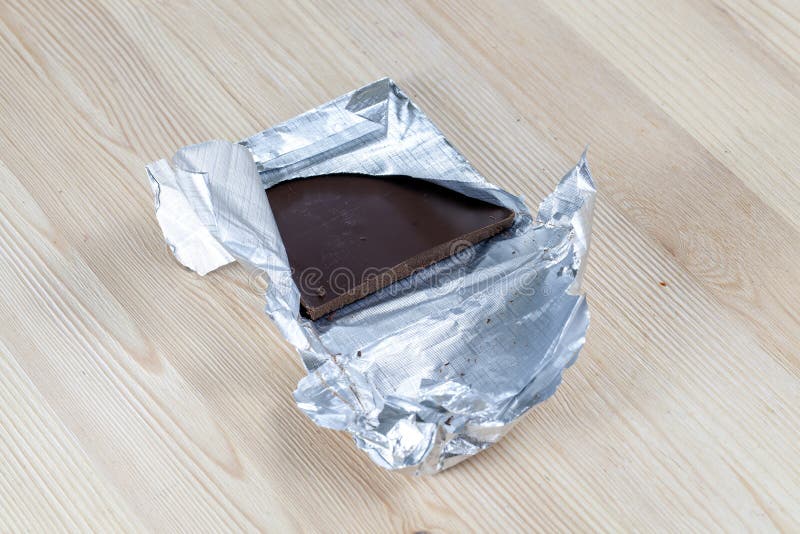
[301,210,515,320]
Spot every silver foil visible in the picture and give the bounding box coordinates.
[145,79,596,474]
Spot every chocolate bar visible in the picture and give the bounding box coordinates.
[267,174,514,319]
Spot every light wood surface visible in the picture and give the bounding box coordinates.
[1,0,798,531]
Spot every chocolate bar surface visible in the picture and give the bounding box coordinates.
[267,174,514,320]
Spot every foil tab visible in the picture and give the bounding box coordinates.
[145,78,596,474]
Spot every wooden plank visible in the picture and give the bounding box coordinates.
[551,0,800,230]
[0,338,140,532]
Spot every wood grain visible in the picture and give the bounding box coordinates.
[1,0,798,531]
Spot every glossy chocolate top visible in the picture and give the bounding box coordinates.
[266,174,514,319]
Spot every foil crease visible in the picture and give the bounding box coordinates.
[145,78,596,474]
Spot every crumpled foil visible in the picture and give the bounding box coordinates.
[145,78,596,474]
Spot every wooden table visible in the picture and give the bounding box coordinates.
[2,1,798,531]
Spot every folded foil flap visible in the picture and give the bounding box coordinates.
[145,78,596,474]
[146,157,235,275]
[244,78,391,183]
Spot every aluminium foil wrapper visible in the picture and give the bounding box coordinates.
[145,78,596,474]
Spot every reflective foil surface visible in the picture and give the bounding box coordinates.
[145,79,596,474]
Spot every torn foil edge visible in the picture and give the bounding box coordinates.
[145,78,596,474]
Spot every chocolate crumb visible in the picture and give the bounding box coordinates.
[659,281,667,287]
